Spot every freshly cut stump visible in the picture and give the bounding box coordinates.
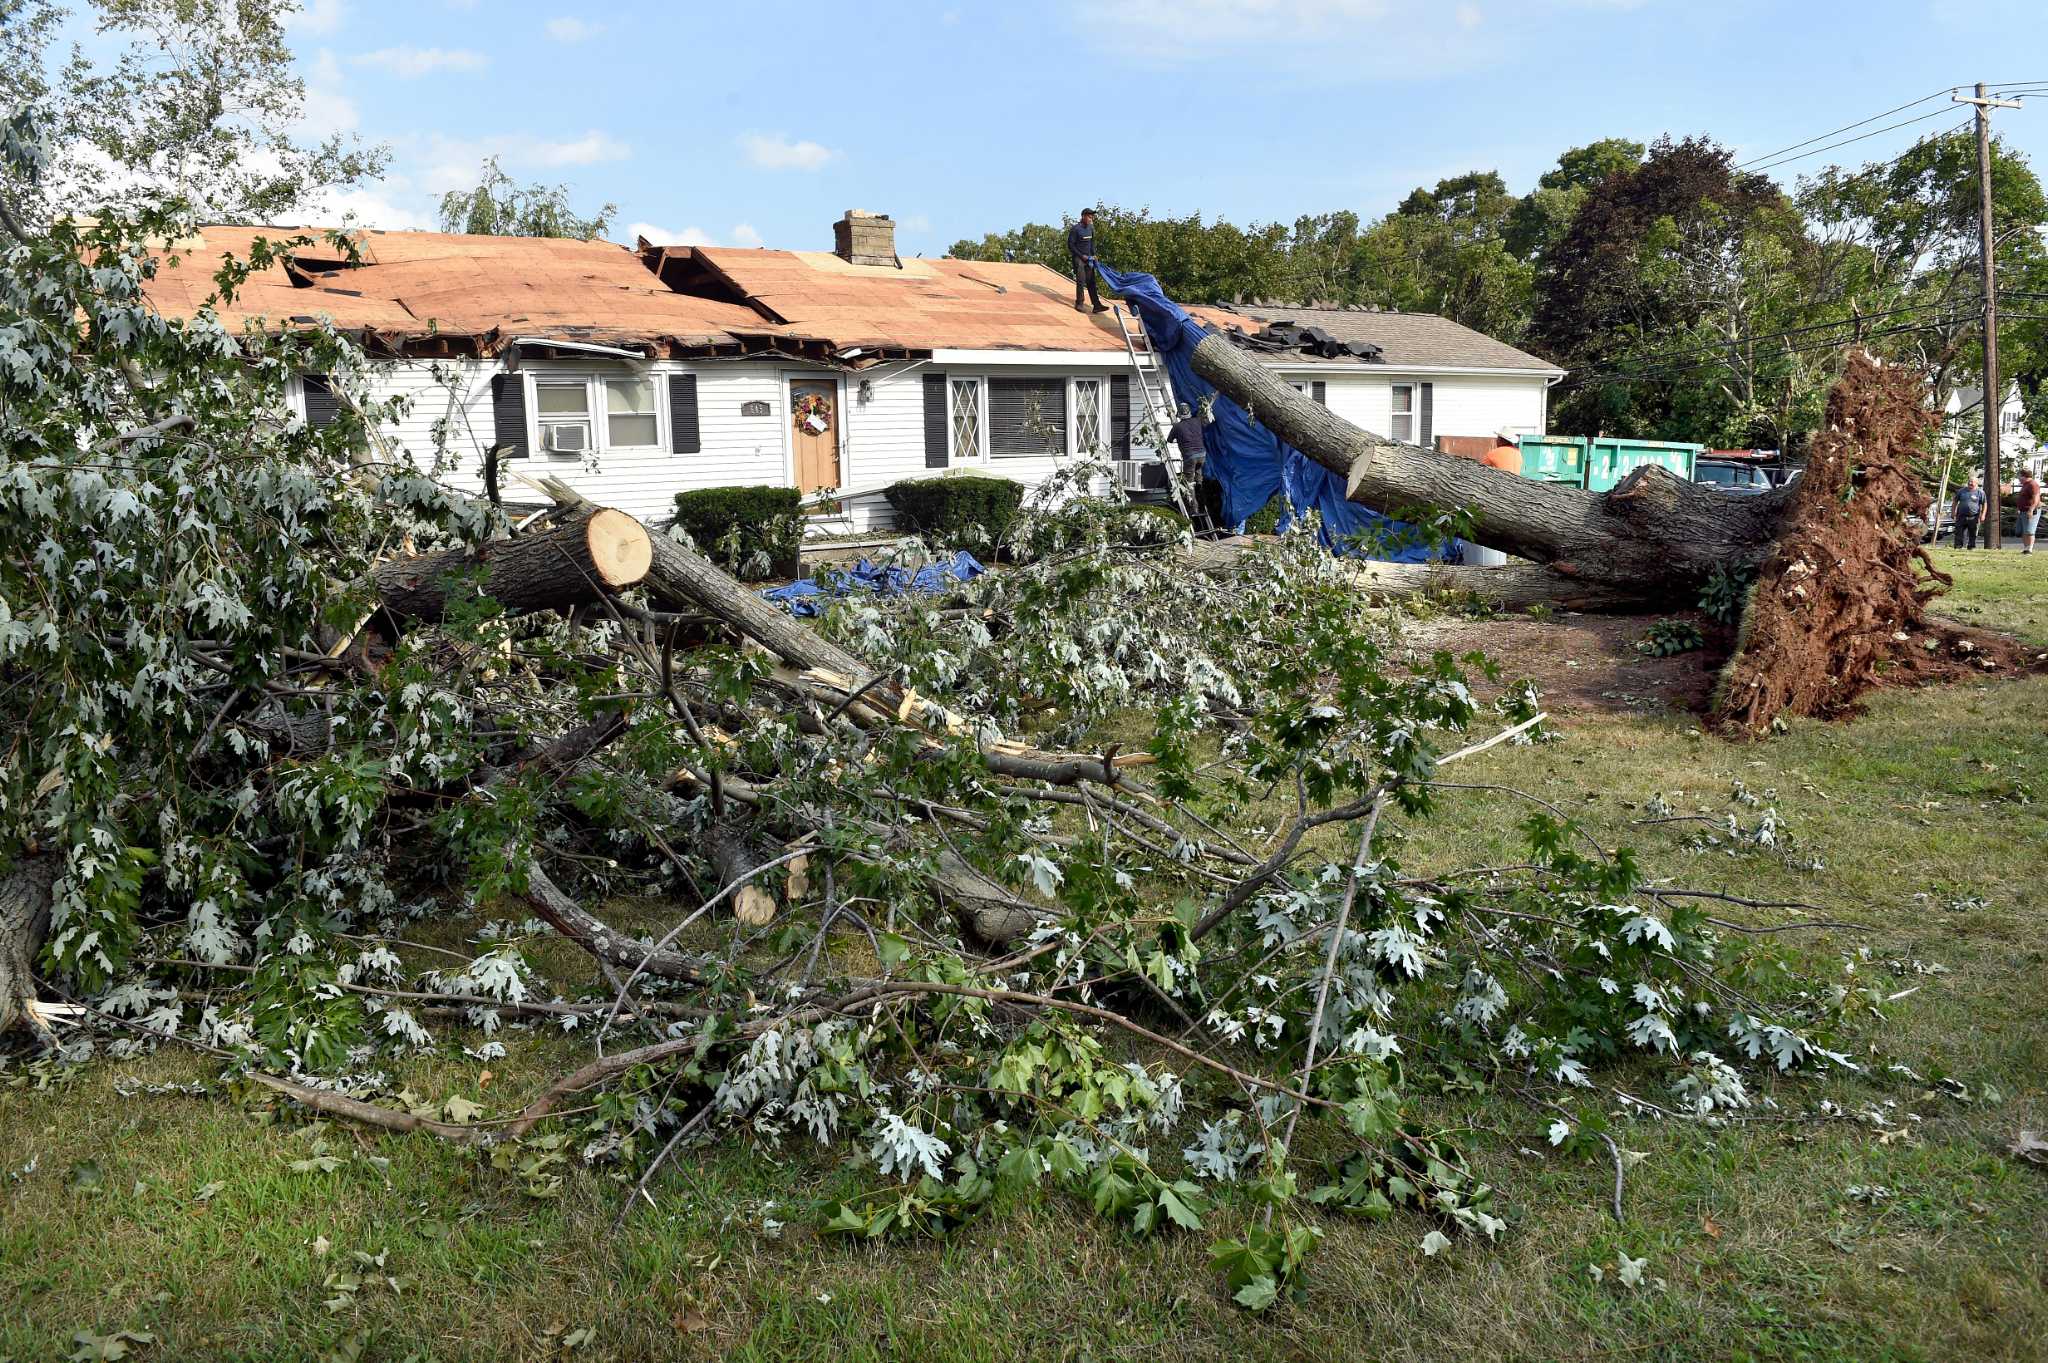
[372,508,653,624]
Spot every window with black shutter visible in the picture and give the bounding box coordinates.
[301,374,341,429]
[988,378,1067,457]
[1311,380,1326,405]
[491,372,529,459]
[1419,382,1434,449]
[923,373,948,468]
[1110,374,1130,457]
[667,373,700,454]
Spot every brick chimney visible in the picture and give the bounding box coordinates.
[833,210,898,267]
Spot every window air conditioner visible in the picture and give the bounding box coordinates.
[543,422,590,454]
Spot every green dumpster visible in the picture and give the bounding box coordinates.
[1515,435,1588,484]
[1585,437,1700,492]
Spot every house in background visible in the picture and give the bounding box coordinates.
[1222,304,1563,451]
[139,214,1560,533]
[1942,381,2042,478]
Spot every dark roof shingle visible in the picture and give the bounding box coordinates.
[1229,305,1560,373]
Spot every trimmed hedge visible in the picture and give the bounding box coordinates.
[1104,502,1190,545]
[883,475,1025,549]
[672,484,804,581]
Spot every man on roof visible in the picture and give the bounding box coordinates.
[1068,208,1108,314]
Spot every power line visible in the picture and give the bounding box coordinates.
[1744,107,1968,176]
[1575,297,1981,375]
[1574,315,1970,387]
[1735,87,1961,170]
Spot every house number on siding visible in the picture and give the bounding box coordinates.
[740,400,771,417]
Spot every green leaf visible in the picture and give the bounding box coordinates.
[1157,1184,1204,1231]
[875,932,913,969]
[1232,1275,1280,1311]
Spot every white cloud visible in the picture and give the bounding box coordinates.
[352,47,489,78]
[413,130,631,192]
[286,0,347,35]
[307,180,436,231]
[739,132,835,172]
[529,132,630,166]
[898,213,932,233]
[729,222,764,247]
[627,221,717,246]
[298,49,358,137]
[1079,0,1564,75]
[545,16,605,42]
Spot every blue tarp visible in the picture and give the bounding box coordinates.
[761,550,986,617]
[1093,260,1456,564]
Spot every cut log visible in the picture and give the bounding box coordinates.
[1186,332,1793,605]
[372,507,652,624]
[0,854,56,1038]
[705,821,780,928]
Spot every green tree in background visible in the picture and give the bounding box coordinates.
[0,0,387,226]
[437,157,617,240]
[947,129,2048,456]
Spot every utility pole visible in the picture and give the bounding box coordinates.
[1956,84,2022,547]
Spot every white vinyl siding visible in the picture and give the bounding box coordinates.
[1305,372,1548,446]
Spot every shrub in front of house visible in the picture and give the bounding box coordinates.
[671,485,805,581]
[883,475,1026,550]
[1103,502,1190,545]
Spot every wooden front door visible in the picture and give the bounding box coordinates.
[790,379,841,493]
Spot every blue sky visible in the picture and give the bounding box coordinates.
[274,0,2048,253]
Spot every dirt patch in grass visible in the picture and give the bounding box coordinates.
[1406,609,1731,720]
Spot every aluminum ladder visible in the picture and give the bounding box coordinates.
[1111,304,1213,534]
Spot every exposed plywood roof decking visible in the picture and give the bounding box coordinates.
[140,227,816,357]
[662,247,1256,355]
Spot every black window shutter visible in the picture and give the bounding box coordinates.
[302,374,340,429]
[1111,374,1130,457]
[491,372,529,459]
[667,373,700,454]
[923,374,948,468]
[1311,380,1326,405]
[1419,382,1434,448]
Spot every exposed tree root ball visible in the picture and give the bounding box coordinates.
[1712,352,2037,735]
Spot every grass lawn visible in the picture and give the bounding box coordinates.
[1926,545,2048,645]
[5,578,2048,1361]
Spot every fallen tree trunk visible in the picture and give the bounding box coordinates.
[372,507,653,624]
[1186,332,1793,604]
[1189,538,1644,612]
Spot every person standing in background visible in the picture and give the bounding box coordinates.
[1068,209,1106,314]
[2015,465,2043,555]
[1953,471,1987,550]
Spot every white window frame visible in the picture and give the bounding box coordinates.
[947,376,987,463]
[1070,376,1106,457]
[526,370,667,459]
[1390,382,1416,443]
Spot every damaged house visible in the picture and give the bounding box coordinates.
[139,212,1561,531]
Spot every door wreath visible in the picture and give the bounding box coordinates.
[793,392,832,434]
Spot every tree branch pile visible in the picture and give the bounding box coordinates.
[0,213,1903,1310]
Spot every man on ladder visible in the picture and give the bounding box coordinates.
[1068,209,1108,314]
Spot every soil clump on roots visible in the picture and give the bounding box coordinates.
[1713,352,2041,735]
